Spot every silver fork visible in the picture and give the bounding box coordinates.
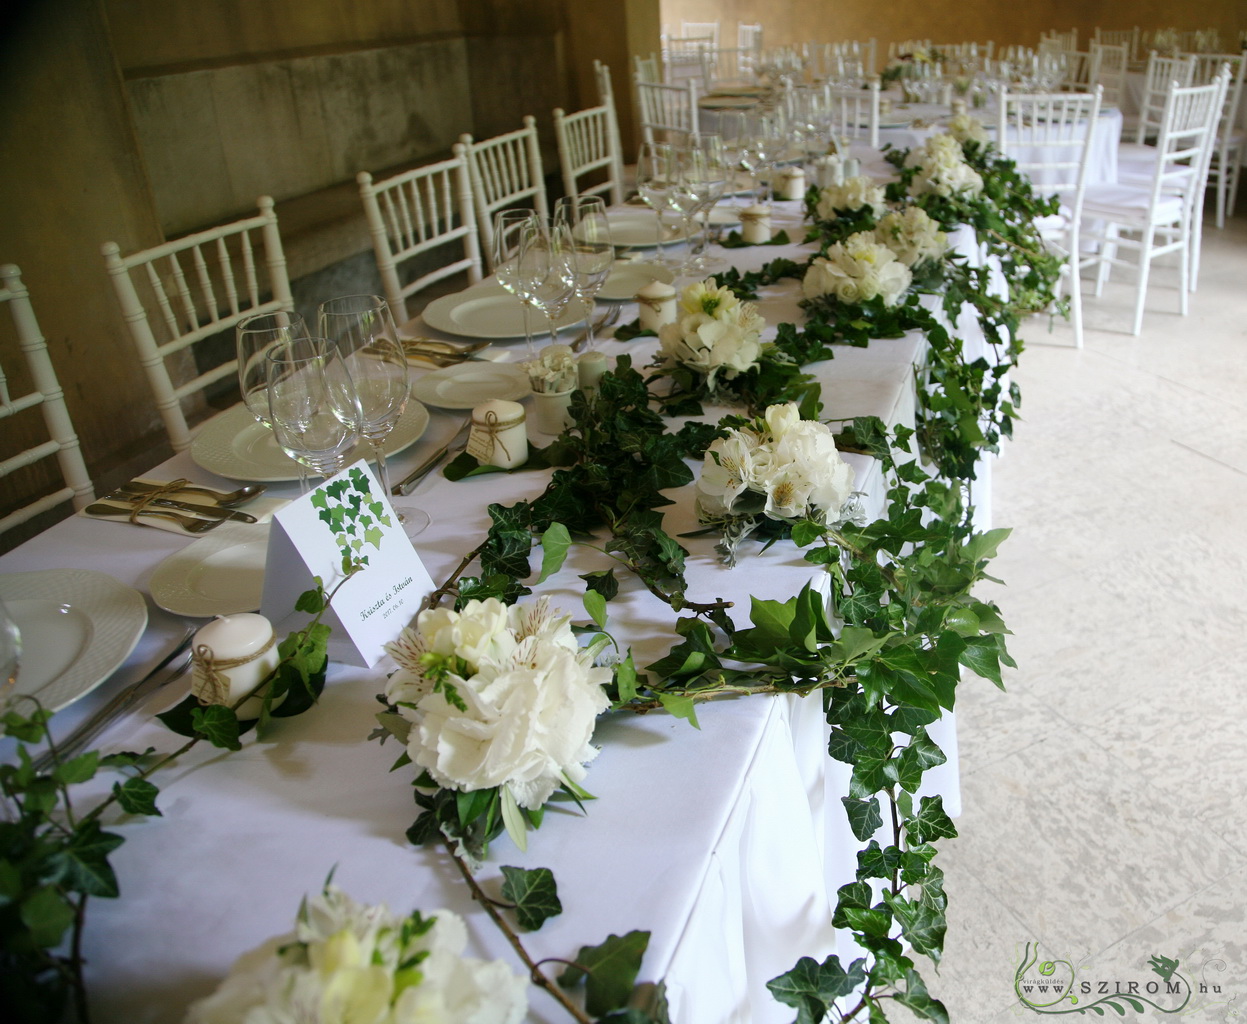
[571,304,623,352]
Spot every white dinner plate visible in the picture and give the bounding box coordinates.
[149,521,270,618]
[0,569,147,712]
[422,281,583,340]
[606,209,690,249]
[411,362,530,410]
[191,401,430,483]
[597,261,676,301]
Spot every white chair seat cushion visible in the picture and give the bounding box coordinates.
[1081,184,1184,223]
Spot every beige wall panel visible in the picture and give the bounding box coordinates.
[107,0,465,72]
[130,41,474,235]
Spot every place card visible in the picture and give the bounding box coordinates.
[260,460,434,667]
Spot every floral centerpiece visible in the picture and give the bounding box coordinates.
[655,279,765,390]
[185,884,527,1024]
[808,175,889,236]
[382,597,611,852]
[874,206,950,279]
[695,402,858,565]
[802,231,913,309]
[904,132,984,199]
[946,113,989,146]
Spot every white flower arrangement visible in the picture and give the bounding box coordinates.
[696,403,858,565]
[904,133,984,199]
[185,885,527,1024]
[813,175,888,222]
[802,231,913,307]
[656,279,765,389]
[385,597,611,815]
[874,206,949,269]
[946,113,989,145]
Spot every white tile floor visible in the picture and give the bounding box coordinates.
[925,208,1247,1021]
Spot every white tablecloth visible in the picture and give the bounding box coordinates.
[0,199,995,1023]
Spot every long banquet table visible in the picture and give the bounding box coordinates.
[0,188,1004,1023]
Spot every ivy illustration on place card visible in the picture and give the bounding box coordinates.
[311,466,392,573]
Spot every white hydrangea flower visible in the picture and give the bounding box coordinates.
[185,889,527,1024]
[813,175,887,221]
[384,597,611,810]
[905,132,984,198]
[946,113,988,145]
[875,206,949,268]
[802,231,913,307]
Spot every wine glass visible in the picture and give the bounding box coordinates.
[554,195,614,350]
[516,219,577,347]
[266,338,362,483]
[318,295,429,537]
[237,310,312,493]
[680,135,730,274]
[492,208,540,357]
[635,142,679,266]
[717,111,749,207]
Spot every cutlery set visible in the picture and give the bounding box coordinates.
[401,338,491,366]
[88,480,268,532]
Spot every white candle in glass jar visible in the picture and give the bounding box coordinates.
[191,613,282,720]
[739,204,771,244]
[636,281,677,332]
[777,166,806,200]
[577,351,609,391]
[467,399,528,469]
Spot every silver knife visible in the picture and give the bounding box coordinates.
[394,417,472,495]
[32,629,196,773]
[102,493,258,523]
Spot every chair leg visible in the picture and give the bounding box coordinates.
[1177,229,1190,319]
[1096,223,1117,296]
[1132,225,1156,336]
[1190,201,1204,293]
[1214,155,1227,230]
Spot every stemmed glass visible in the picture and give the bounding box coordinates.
[266,338,363,484]
[635,142,679,266]
[679,135,730,274]
[717,112,749,207]
[516,219,577,347]
[317,295,430,537]
[554,195,614,350]
[237,310,312,493]
[492,208,540,358]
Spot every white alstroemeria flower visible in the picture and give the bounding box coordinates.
[696,432,759,516]
[875,206,949,268]
[677,278,743,320]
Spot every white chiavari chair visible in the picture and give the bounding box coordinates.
[634,78,700,146]
[680,21,719,48]
[1077,77,1225,335]
[634,53,661,85]
[1128,52,1196,142]
[553,101,626,207]
[1089,43,1128,109]
[1093,28,1140,64]
[662,37,712,87]
[996,87,1103,347]
[738,22,763,57]
[1190,54,1245,228]
[357,148,483,327]
[459,118,548,272]
[0,264,93,538]
[825,79,881,149]
[702,47,757,90]
[102,197,293,452]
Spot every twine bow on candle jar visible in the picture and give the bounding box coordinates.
[190,613,282,719]
[739,204,772,244]
[191,637,276,707]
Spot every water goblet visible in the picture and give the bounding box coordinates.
[492,208,540,357]
[516,220,577,347]
[554,195,614,350]
[635,141,680,266]
[237,310,311,493]
[266,338,363,484]
[318,295,430,537]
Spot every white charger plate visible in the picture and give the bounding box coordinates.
[606,209,691,249]
[149,521,270,618]
[411,362,530,410]
[597,261,676,301]
[0,569,147,712]
[191,401,429,483]
[422,281,583,340]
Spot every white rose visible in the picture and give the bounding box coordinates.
[764,402,802,439]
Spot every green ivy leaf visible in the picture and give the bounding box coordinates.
[584,590,608,631]
[52,751,99,785]
[766,955,868,1024]
[841,796,882,841]
[499,865,562,931]
[536,522,572,583]
[190,705,242,751]
[580,568,619,600]
[20,885,77,948]
[657,692,699,729]
[905,795,958,845]
[893,968,949,1023]
[112,777,161,817]
[51,820,124,898]
[614,654,639,703]
[559,930,651,1017]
